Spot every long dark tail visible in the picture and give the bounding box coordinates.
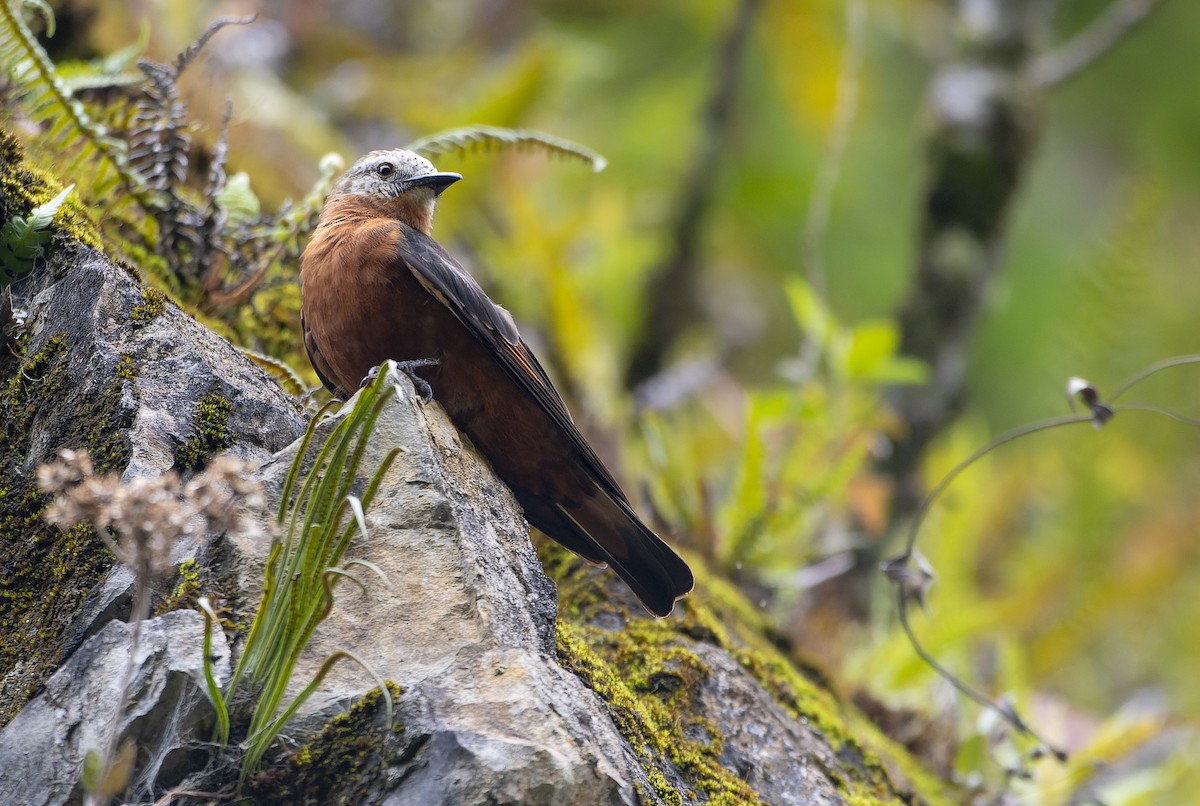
[522,489,694,617]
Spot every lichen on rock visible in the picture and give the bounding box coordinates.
[0,132,306,731]
[0,329,133,726]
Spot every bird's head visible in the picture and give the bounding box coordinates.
[328,149,461,234]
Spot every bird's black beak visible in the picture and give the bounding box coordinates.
[408,172,462,195]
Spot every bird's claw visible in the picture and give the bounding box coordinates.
[359,366,382,389]
[391,358,440,404]
[359,359,440,403]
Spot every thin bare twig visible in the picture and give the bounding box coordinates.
[1115,402,1200,429]
[1031,0,1163,88]
[895,413,1093,560]
[895,355,1200,562]
[886,356,1200,764]
[1107,354,1200,401]
[895,590,1068,761]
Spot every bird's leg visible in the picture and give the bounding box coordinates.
[360,358,440,403]
[396,358,440,403]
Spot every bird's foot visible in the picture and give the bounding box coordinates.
[359,366,382,389]
[360,358,440,403]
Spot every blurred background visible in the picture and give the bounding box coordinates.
[19,0,1200,801]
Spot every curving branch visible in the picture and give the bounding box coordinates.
[1031,0,1163,88]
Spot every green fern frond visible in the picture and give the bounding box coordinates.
[17,0,49,35]
[56,65,142,95]
[0,0,158,208]
[215,172,261,227]
[56,30,146,95]
[203,153,344,311]
[237,346,310,399]
[406,125,608,173]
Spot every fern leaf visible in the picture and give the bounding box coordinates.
[216,172,262,226]
[57,29,146,95]
[26,183,74,229]
[202,153,344,311]
[173,15,254,74]
[406,125,608,173]
[237,347,309,398]
[20,0,51,36]
[0,0,157,208]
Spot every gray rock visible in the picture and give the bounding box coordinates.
[0,609,231,806]
[15,245,305,480]
[226,366,649,805]
[693,643,850,804]
[0,243,307,715]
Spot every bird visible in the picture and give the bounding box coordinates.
[299,149,694,617]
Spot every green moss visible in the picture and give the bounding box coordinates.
[0,129,102,254]
[247,682,407,805]
[155,557,202,615]
[115,353,137,381]
[175,392,232,470]
[131,286,168,326]
[543,542,959,805]
[545,544,759,804]
[0,332,134,727]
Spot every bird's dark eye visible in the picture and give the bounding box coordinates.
[376,162,395,178]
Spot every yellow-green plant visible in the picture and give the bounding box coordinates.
[634,276,926,574]
[203,362,409,780]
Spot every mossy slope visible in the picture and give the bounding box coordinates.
[544,542,959,805]
[0,131,135,726]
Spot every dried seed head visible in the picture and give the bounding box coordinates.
[36,448,95,493]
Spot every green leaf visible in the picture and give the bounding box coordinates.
[215,172,261,225]
[0,184,73,285]
[407,125,607,173]
[27,183,73,229]
[222,364,402,783]
[785,277,835,345]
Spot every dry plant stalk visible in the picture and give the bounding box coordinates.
[37,448,268,803]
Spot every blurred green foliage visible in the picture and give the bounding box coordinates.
[7,0,1200,801]
[0,182,71,283]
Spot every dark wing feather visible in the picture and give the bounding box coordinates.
[390,223,628,504]
[301,310,344,396]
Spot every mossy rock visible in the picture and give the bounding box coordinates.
[543,541,960,805]
[0,331,133,727]
[0,129,306,729]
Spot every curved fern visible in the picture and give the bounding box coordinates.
[406,125,608,173]
[0,0,158,208]
[237,346,310,400]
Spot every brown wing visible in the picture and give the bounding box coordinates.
[390,223,629,504]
